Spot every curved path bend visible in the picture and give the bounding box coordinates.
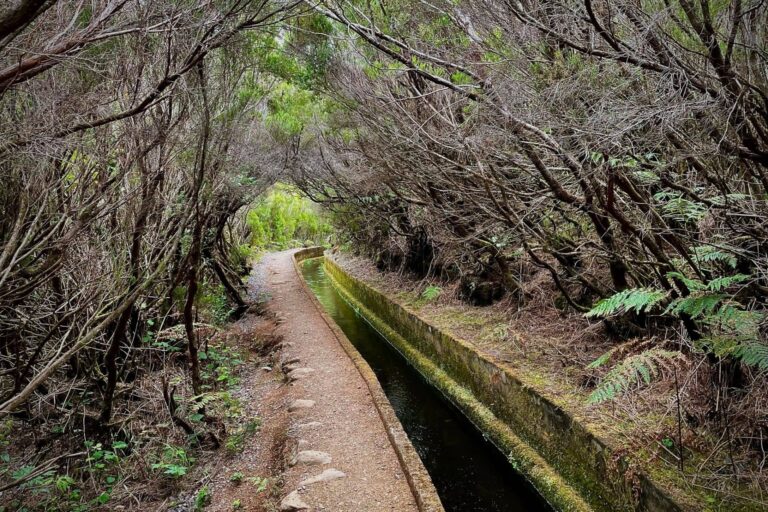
[262,250,418,511]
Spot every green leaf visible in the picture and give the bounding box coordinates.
[666,271,705,292]
[706,273,749,292]
[12,466,35,480]
[420,285,442,302]
[665,293,725,319]
[588,349,682,403]
[55,476,75,492]
[691,245,737,269]
[586,288,667,318]
[586,348,615,369]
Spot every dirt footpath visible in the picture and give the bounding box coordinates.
[261,250,417,511]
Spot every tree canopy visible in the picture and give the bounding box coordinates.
[1,0,768,509]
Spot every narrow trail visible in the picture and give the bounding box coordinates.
[261,250,418,511]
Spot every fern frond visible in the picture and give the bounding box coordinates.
[188,392,222,411]
[421,285,442,301]
[666,271,705,292]
[587,348,616,369]
[691,245,737,269]
[588,349,683,404]
[733,341,768,370]
[707,304,763,332]
[706,274,749,292]
[586,288,667,318]
[665,293,725,319]
[667,272,750,292]
[632,170,660,185]
[700,336,768,371]
[710,193,748,206]
[653,192,708,223]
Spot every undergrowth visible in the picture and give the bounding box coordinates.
[0,324,266,511]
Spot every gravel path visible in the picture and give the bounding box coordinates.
[263,250,418,512]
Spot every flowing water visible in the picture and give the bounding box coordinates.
[300,258,552,512]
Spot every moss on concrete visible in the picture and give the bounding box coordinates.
[323,255,691,512]
[325,261,590,512]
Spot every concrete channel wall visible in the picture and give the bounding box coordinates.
[320,253,687,512]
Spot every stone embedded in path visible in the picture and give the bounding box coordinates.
[288,399,315,412]
[296,421,322,430]
[300,468,346,487]
[288,422,322,437]
[283,357,301,366]
[288,368,315,381]
[280,490,310,511]
[290,450,332,466]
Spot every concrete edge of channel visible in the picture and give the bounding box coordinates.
[322,252,594,512]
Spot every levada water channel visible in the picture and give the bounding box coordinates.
[300,257,552,512]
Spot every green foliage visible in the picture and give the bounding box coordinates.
[732,340,768,370]
[151,445,194,478]
[195,486,211,510]
[586,288,667,318]
[586,348,617,369]
[225,433,245,454]
[704,274,750,292]
[663,272,750,327]
[587,273,750,322]
[450,71,474,86]
[665,293,726,319]
[247,184,332,250]
[247,476,269,493]
[229,471,244,484]
[421,285,442,302]
[198,284,233,326]
[588,349,683,403]
[691,245,738,270]
[588,267,766,402]
[200,345,245,389]
[653,191,708,223]
[674,284,768,372]
[0,437,134,510]
[247,14,333,89]
[699,302,768,371]
[265,82,328,140]
[187,390,243,429]
[225,419,261,454]
[84,441,121,473]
